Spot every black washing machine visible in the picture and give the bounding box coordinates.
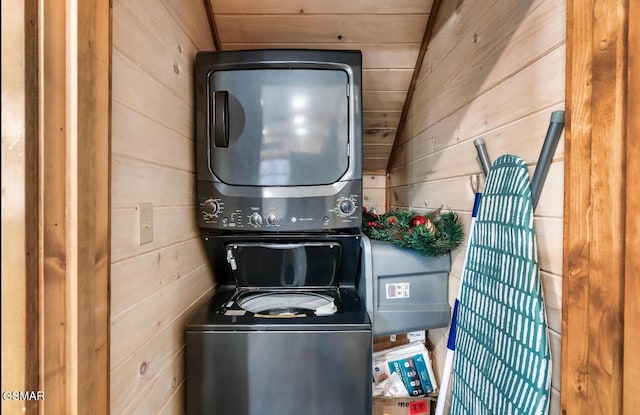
[186,233,372,415]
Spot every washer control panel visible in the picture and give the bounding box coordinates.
[197,181,362,231]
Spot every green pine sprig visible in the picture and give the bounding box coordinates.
[362,207,464,256]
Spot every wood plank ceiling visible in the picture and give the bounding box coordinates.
[206,0,434,172]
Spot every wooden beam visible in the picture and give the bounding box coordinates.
[562,0,629,413]
[386,0,442,172]
[41,0,111,413]
[205,0,222,50]
[623,0,640,411]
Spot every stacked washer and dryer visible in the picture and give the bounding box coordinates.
[187,49,373,415]
[186,49,452,415]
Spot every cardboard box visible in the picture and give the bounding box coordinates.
[373,331,426,352]
[373,397,436,415]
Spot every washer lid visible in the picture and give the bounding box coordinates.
[226,242,342,288]
[237,292,337,316]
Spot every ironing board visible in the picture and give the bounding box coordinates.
[450,155,551,415]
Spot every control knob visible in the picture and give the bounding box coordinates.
[266,213,280,226]
[249,212,263,227]
[202,199,219,215]
[338,198,356,216]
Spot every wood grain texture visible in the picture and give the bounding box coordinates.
[204,0,221,50]
[387,0,442,170]
[563,0,628,413]
[161,0,215,51]
[111,1,216,414]
[216,14,427,44]
[71,0,111,412]
[623,0,639,410]
[411,0,565,135]
[41,0,70,412]
[362,175,386,214]
[38,0,111,413]
[363,69,413,91]
[363,111,401,129]
[113,0,198,100]
[110,287,213,413]
[211,0,433,15]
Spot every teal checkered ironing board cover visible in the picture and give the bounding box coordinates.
[451,155,552,415]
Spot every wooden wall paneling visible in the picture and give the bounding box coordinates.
[363,145,392,159]
[410,0,565,136]
[390,48,565,187]
[392,103,564,178]
[111,102,194,172]
[119,348,185,414]
[215,15,426,44]
[110,238,207,316]
[113,0,198,100]
[1,0,39,413]
[211,0,433,15]
[111,206,199,262]
[362,69,413,92]
[111,156,195,209]
[110,264,212,368]
[562,0,628,413]
[363,111,401,129]
[158,381,185,415]
[414,0,499,86]
[406,43,565,155]
[112,49,193,138]
[387,0,442,170]
[362,174,386,214]
[110,287,213,412]
[110,6,215,413]
[361,91,408,111]
[362,159,390,172]
[204,0,222,50]
[161,0,215,51]
[363,129,397,146]
[623,0,640,410]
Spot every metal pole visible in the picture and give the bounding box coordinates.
[474,137,491,178]
[531,111,565,209]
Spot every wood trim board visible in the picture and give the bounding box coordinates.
[562,0,629,413]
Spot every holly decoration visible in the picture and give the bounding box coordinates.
[409,215,428,227]
[362,207,464,257]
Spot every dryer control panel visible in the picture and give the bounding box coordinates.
[197,180,362,232]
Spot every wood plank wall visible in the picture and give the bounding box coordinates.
[110,1,215,413]
[362,175,387,214]
[386,1,566,413]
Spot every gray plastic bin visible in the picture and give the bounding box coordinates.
[360,235,451,336]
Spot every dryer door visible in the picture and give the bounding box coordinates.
[209,68,350,186]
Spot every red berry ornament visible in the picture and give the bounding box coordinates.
[409,215,427,227]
